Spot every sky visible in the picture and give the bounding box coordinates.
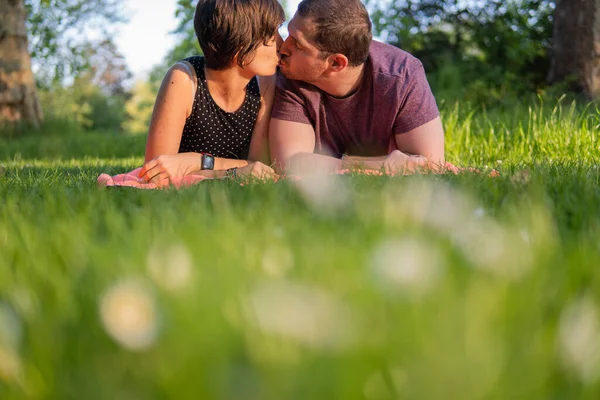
[115,0,301,81]
[113,0,180,80]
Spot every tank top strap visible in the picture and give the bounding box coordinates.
[181,56,205,80]
[180,56,260,99]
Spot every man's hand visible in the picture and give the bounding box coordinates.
[235,162,277,180]
[383,149,428,175]
[139,153,199,184]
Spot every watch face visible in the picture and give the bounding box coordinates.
[202,153,215,170]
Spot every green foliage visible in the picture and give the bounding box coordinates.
[368,0,556,104]
[37,77,128,133]
[122,80,157,135]
[25,0,127,84]
[81,38,132,98]
[171,0,202,59]
[32,36,132,133]
[440,96,599,165]
[0,99,599,398]
[148,0,202,90]
[37,84,93,129]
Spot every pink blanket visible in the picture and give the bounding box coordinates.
[97,163,496,190]
[97,167,209,189]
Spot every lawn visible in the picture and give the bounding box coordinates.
[0,99,599,399]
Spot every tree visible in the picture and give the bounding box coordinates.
[38,38,132,132]
[81,38,132,98]
[148,0,202,90]
[0,0,126,129]
[0,0,43,128]
[367,0,555,102]
[25,0,125,85]
[548,0,600,99]
[122,80,156,135]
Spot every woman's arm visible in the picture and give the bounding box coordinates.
[247,74,277,165]
[144,61,195,162]
[140,62,248,182]
[140,66,276,183]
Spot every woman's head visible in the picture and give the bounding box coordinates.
[194,0,285,73]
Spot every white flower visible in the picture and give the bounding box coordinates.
[0,347,21,384]
[371,238,444,297]
[294,173,350,214]
[559,295,600,382]
[0,303,22,384]
[261,246,294,277]
[0,303,21,349]
[100,280,158,351]
[473,207,485,218]
[246,281,355,350]
[147,243,193,293]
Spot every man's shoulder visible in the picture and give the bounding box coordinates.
[368,40,423,79]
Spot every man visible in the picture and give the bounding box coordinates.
[269,0,445,174]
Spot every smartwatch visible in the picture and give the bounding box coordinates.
[201,152,215,170]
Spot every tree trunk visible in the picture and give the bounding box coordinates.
[0,0,43,128]
[548,0,600,100]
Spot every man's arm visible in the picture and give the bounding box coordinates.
[395,116,445,169]
[343,116,445,172]
[269,118,428,175]
[246,74,277,165]
[269,118,319,174]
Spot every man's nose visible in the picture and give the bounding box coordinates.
[279,37,291,56]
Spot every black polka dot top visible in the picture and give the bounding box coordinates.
[178,56,261,160]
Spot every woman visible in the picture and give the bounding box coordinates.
[138,0,285,184]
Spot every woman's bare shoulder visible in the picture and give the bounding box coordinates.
[160,61,196,88]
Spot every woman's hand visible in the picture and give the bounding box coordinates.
[139,153,199,183]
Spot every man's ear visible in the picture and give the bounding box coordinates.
[327,54,349,72]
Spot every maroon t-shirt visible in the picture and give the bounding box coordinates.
[271,40,440,157]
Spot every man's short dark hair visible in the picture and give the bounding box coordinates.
[297,0,372,67]
[194,0,285,70]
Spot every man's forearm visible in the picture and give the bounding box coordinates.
[283,153,342,175]
[341,155,387,170]
[282,151,429,175]
[283,153,387,175]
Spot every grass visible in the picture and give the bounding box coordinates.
[0,98,599,399]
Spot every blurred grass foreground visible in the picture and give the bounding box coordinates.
[0,99,599,399]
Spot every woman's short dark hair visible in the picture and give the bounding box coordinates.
[194,0,285,70]
[298,0,372,67]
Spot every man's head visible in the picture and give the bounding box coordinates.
[279,0,372,82]
[195,0,285,71]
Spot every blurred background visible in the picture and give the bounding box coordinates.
[1,3,599,398]
[0,0,597,136]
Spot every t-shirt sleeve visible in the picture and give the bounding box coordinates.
[270,72,313,125]
[393,60,440,135]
